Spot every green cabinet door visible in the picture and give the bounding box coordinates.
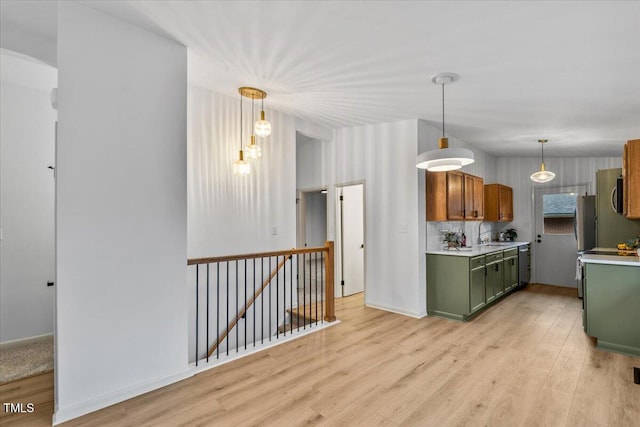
[503,256,518,292]
[486,260,504,301]
[470,265,486,313]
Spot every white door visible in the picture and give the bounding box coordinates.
[534,185,586,288]
[339,184,364,296]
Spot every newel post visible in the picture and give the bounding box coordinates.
[324,241,336,321]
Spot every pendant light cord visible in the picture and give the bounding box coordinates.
[441,83,445,138]
[239,93,243,150]
[541,141,544,164]
[252,97,255,136]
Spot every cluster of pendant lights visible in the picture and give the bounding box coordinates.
[233,87,271,176]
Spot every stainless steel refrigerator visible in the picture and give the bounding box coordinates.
[575,195,596,252]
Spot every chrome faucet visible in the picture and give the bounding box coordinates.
[477,221,492,245]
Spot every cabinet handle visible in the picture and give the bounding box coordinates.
[511,258,515,266]
[495,264,499,271]
[462,209,465,217]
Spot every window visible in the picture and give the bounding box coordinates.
[542,193,577,235]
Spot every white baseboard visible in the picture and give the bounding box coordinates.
[365,302,427,319]
[0,333,53,348]
[52,367,193,425]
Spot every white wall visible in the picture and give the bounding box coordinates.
[296,136,325,191]
[496,156,622,243]
[55,3,187,423]
[328,119,423,316]
[0,51,57,343]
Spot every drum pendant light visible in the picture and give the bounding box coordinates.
[416,73,475,171]
[530,139,555,183]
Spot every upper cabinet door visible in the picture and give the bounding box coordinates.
[447,171,465,220]
[473,176,484,220]
[484,183,513,222]
[464,174,475,220]
[624,139,640,219]
[499,185,513,221]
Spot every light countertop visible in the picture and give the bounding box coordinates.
[580,248,640,267]
[426,241,530,257]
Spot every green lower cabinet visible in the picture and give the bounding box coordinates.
[503,256,518,292]
[584,263,640,357]
[427,249,518,321]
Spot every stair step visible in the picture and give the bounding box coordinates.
[277,315,320,333]
[276,305,323,333]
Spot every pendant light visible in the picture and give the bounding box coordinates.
[233,90,250,176]
[255,93,271,137]
[245,96,262,159]
[530,139,555,183]
[416,73,475,171]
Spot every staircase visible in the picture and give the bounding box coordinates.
[277,305,320,333]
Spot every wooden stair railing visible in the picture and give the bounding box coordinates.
[188,241,335,362]
[207,254,291,358]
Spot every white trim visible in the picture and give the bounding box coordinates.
[0,333,53,348]
[365,302,427,319]
[53,368,193,425]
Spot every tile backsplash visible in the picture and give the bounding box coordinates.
[426,221,500,250]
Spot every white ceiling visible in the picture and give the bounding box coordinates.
[2,1,639,157]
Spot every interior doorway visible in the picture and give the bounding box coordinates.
[296,189,327,249]
[336,183,365,297]
[533,184,587,287]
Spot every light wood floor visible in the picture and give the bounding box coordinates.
[2,284,639,426]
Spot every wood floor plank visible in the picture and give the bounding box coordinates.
[4,285,638,427]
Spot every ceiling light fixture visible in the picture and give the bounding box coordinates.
[245,95,262,159]
[233,89,251,176]
[530,139,555,183]
[416,73,475,171]
[254,91,271,137]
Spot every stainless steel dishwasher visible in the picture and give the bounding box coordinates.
[518,244,531,288]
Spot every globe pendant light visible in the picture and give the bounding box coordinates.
[233,90,250,176]
[416,73,475,171]
[255,94,271,137]
[245,97,262,159]
[530,139,555,183]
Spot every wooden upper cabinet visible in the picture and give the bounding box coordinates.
[624,139,640,219]
[426,171,484,221]
[447,171,465,220]
[484,183,514,222]
[465,175,484,220]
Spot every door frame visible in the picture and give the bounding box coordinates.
[335,180,367,299]
[530,182,591,284]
